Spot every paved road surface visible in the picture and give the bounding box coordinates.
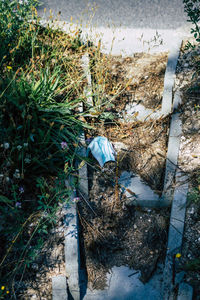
[38,0,188,29]
[37,0,191,55]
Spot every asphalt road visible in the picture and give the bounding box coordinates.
[38,0,188,30]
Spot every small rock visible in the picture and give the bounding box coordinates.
[31,263,39,271]
[134,224,137,229]
[188,207,195,214]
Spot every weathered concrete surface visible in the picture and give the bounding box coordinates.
[77,132,89,200]
[83,265,163,300]
[177,282,193,300]
[64,186,80,300]
[81,54,93,107]
[161,113,182,206]
[52,275,68,300]
[162,171,189,299]
[124,102,162,122]
[119,171,160,207]
[161,40,182,115]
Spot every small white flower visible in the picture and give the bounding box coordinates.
[24,158,31,164]
[24,143,28,147]
[5,177,10,182]
[17,145,22,150]
[4,142,9,150]
[13,169,20,179]
[0,174,3,178]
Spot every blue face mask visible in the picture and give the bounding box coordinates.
[87,136,116,167]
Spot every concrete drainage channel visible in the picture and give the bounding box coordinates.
[52,39,193,300]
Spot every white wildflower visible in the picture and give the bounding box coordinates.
[13,169,20,179]
[17,145,22,150]
[4,142,9,150]
[24,158,31,164]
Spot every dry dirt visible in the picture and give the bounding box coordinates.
[80,52,171,290]
[108,52,168,110]
[78,161,169,290]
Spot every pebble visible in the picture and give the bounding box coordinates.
[134,224,137,229]
[188,207,195,214]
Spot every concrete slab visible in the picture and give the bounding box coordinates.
[83,265,163,300]
[177,282,193,300]
[123,103,162,122]
[119,171,161,207]
[52,275,68,300]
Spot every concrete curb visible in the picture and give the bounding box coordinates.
[52,275,68,300]
[64,186,80,300]
[160,112,182,207]
[161,39,182,115]
[62,55,90,300]
[161,91,193,299]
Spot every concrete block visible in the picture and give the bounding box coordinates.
[52,275,68,300]
[177,282,193,300]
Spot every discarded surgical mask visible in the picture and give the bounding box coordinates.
[87,136,116,167]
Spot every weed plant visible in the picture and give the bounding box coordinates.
[0,0,93,297]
